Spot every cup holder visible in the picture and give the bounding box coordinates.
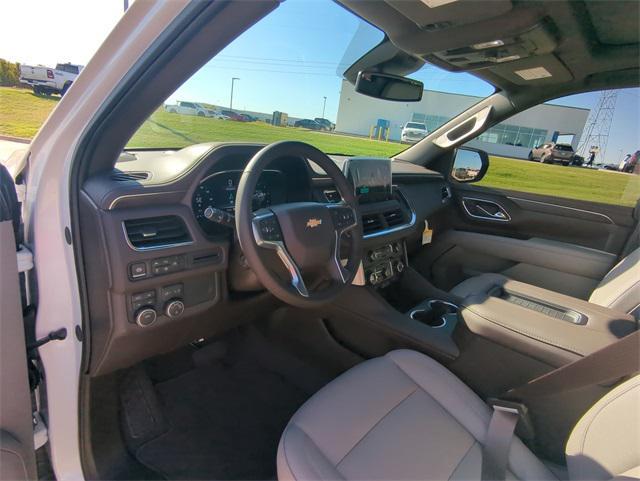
[409,300,459,329]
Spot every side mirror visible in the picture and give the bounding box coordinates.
[451,148,489,183]
[355,71,423,102]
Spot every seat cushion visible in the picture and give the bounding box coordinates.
[277,350,556,481]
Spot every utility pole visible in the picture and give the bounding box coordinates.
[230,77,240,110]
[321,96,327,119]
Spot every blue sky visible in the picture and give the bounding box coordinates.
[170,0,495,118]
[169,0,638,163]
[2,0,637,162]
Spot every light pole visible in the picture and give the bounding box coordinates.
[321,96,327,119]
[230,77,240,110]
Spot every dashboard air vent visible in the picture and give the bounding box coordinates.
[323,189,341,203]
[123,215,191,250]
[383,208,404,227]
[441,184,452,202]
[362,213,383,235]
[111,171,149,182]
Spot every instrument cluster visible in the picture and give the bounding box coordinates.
[192,169,286,236]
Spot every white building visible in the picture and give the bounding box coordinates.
[335,80,590,159]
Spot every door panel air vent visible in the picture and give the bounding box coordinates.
[123,215,192,250]
[383,209,404,227]
[441,185,452,202]
[362,213,383,235]
[111,171,150,182]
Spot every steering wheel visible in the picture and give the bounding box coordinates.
[235,141,363,308]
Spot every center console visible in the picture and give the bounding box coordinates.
[454,274,637,367]
[321,158,463,360]
[363,241,406,287]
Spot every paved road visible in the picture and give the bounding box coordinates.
[0,138,29,176]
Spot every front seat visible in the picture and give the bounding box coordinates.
[451,246,640,319]
[452,201,640,319]
[277,350,639,481]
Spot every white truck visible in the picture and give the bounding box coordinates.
[164,100,220,117]
[19,62,82,96]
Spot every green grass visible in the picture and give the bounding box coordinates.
[0,87,60,138]
[479,156,640,207]
[1,86,638,207]
[129,109,402,157]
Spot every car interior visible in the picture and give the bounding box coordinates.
[62,0,640,480]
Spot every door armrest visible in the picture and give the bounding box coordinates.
[443,231,617,280]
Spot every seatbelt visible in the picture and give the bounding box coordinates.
[481,330,640,481]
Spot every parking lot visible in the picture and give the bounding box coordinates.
[1,86,638,207]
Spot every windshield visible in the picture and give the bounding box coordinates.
[554,144,573,151]
[126,0,492,156]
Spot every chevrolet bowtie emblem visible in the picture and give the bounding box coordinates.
[306,218,322,228]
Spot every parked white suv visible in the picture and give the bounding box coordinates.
[19,62,82,96]
[164,101,216,117]
[401,122,428,143]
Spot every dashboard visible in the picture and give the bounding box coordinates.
[79,142,449,376]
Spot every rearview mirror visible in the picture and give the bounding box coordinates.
[451,148,489,183]
[355,72,423,102]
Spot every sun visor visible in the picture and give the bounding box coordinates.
[385,0,512,31]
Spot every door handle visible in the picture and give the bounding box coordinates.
[462,197,511,222]
[476,204,507,219]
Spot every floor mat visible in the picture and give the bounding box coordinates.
[134,358,308,480]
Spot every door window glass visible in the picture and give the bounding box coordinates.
[471,88,640,207]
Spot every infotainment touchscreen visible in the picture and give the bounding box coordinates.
[343,158,392,204]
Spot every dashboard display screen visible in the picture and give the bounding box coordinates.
[344,158,392,204]
[192,169,285,235]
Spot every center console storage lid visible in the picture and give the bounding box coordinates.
[458,274,637,367]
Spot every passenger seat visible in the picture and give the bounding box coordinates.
[452,247,639,319]
[452,204,640,319]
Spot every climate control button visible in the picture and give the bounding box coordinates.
[165,299,185,319]
[135,307,157,327]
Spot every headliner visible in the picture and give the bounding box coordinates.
[338,0,640,100]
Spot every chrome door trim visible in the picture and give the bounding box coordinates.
[507,196,615,224]
[462,197,511,222]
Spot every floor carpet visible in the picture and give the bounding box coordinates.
[134,357,308,480]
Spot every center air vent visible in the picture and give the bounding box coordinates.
[362,213,383,235]
[383,208,404,227]
[123,215,192,250]
[111,171,149,182]
[323,189,341,203]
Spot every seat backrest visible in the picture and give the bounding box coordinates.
[566,374,640,481]
[620,200,640,259]
[589,247,640,319]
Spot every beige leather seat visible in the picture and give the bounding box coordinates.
[452,246,640,319]
[277,350,640,481]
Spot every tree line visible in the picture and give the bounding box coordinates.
[0,59,22,88]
